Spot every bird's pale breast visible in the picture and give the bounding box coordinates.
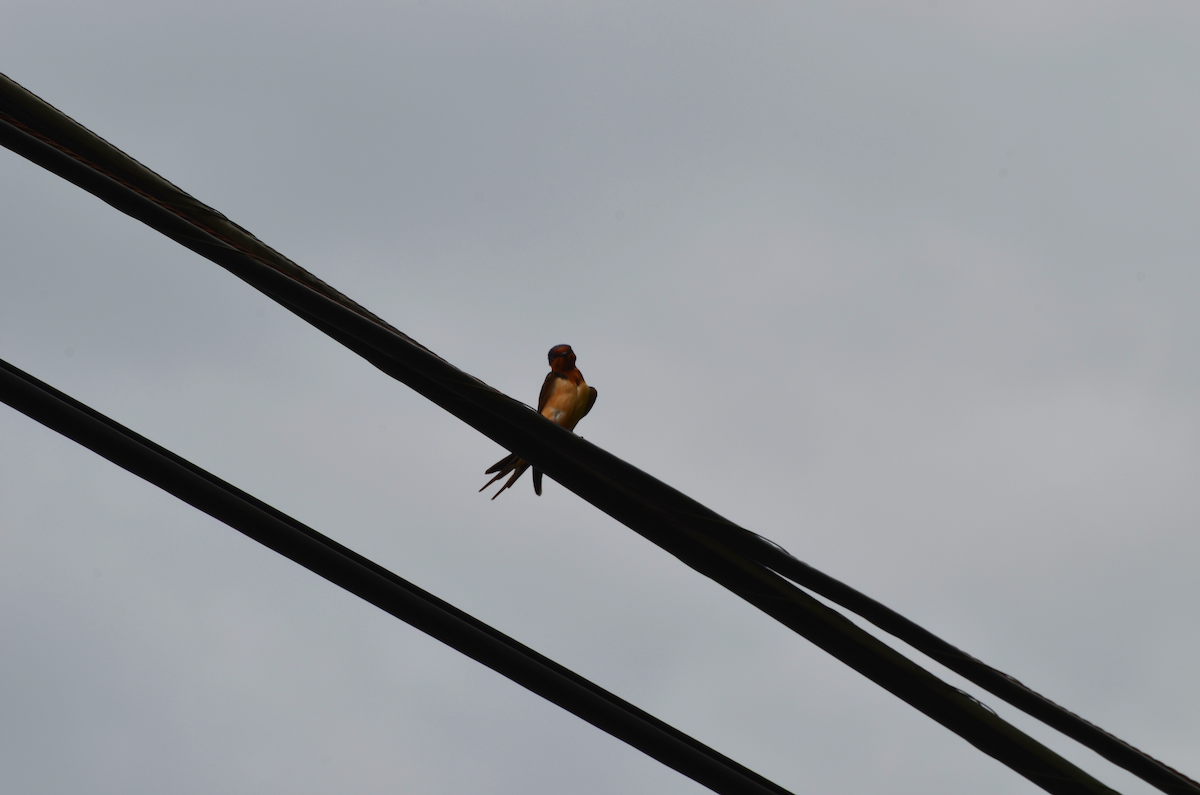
[541,380,590,430]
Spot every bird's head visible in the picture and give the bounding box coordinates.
[548,344,576,371]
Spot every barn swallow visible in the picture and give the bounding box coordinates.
[480,344,598,499]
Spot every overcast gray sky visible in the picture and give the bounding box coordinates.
[3,2,1199,793]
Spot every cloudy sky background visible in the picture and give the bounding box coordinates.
[3,2,1199,793]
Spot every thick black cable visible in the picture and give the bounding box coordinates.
[0,74,1148,794]
[722,534,1200,795]
[3,72,1192,793]
[0,357,797,795]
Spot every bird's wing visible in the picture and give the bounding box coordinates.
[581,386,598,420]
[536,371,561,413]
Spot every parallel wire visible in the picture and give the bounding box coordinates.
[0,357,795,795]
[4,71,1195,794]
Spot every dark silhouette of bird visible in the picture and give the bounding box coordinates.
[480,344,597,499]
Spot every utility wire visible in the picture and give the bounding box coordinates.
[0,356,796,795]
[3,71,1194,794]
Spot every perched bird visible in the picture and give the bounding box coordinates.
[481,344,598,499]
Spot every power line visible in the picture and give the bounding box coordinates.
[4,71,1195,794]
[0,356,795,795]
